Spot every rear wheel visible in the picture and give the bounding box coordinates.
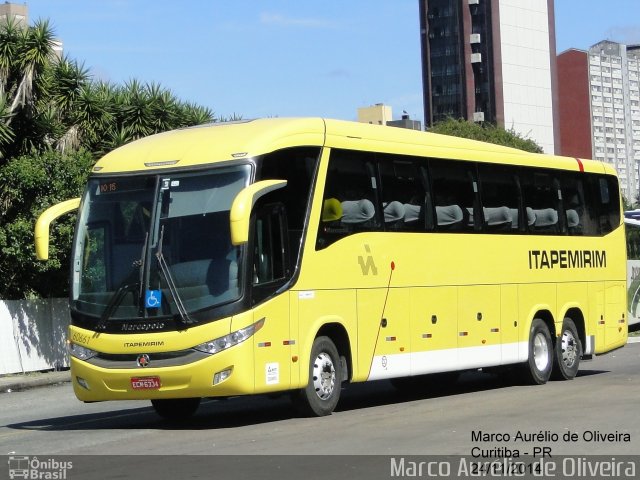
[151,397,201,420]
[292,336,342,417]
[523,319,553,385]
[551,318,582,380]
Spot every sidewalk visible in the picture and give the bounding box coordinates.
[0,370,70,393]
[1,337,639,393]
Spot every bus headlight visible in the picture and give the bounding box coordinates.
[194,318,265,355]
[68,342,98,361]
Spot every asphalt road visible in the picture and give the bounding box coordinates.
[1,344,639,458]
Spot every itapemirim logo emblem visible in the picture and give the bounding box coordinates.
[358,244,378,276]
[7,455,73,479]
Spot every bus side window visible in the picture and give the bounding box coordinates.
[583,175,621,236]
[560,174,594,236]
[377,154,431,232]
[596,175,621,234]
[252,204,288,304]
[521,171,560,234]
[316,149,381,249]
[258,146,321,268]
[478,165,521,233]
[429,159,478,233]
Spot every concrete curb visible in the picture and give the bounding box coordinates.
[0,370,70,393]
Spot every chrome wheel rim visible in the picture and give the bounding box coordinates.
[561,329,578,368]
[533,332,549,371]
[312,352,336,400]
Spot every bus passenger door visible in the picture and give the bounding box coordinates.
[409,287,458,375]
[458,285,502,369]
[252,295,292,393]
[589,282,605,353]
[500,284,520,364]
[604,281,626,349]
[359,288,411,381]
[250,204,292,393]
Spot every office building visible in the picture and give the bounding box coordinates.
[387,114,422,131]
[357,104,393,126]
[357,104,422,131]
[0,2,28,27]
[0,3,63,57]
[419,0,558,153]
[557,41,640,202]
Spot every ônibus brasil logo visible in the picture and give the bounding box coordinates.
[7,456,73,479]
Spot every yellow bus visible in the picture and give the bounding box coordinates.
[35,118,627,419]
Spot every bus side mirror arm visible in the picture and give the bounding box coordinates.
[35,198,81,260]
[230,180,287,245]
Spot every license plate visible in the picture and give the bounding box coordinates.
[131,376,161,390]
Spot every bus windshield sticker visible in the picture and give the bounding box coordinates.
[145,290,162,309]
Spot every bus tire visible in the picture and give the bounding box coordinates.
[151,397,201,420]
[293,336,342,417]
[551,318,582,380]
[523,319,553,385]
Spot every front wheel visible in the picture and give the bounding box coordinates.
[151,397,201,421]
[551,318,582,380]
[523,319,553,385]
[292,336,342,417]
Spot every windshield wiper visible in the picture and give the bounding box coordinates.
[96,232,149,331]
[156,225,195,326]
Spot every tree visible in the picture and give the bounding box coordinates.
[0,149,94,298]
[429,118,544,153]
[0,18,59,160]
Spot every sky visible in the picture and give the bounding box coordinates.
[18,0,640,124]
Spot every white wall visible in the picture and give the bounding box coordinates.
[0,299,70,375]
[499,0,555,153]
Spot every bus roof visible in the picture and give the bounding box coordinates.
[92,117,613,176]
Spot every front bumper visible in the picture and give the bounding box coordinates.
[70,341,255,402]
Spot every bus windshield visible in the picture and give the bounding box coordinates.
[71,164,251,324]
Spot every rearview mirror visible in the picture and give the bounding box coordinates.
[35,198,81,260]
[230,180,287,245]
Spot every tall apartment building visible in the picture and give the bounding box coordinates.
[0,2,28,27]
[0,3,64,57]
[419,0,558,153]
[558,41,640,202]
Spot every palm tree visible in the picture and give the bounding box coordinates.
[0,18,58,159]
[146,81,179,131]
[0,17,24,158]
[0,94,14,150]
[50,56,89,117]
[179,101,215,126]
[0,16,21,88]
[118,79,154,138]
[59,81,114,152]
[12,19,57,120]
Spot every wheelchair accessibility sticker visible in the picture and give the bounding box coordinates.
[145,290,162,309]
